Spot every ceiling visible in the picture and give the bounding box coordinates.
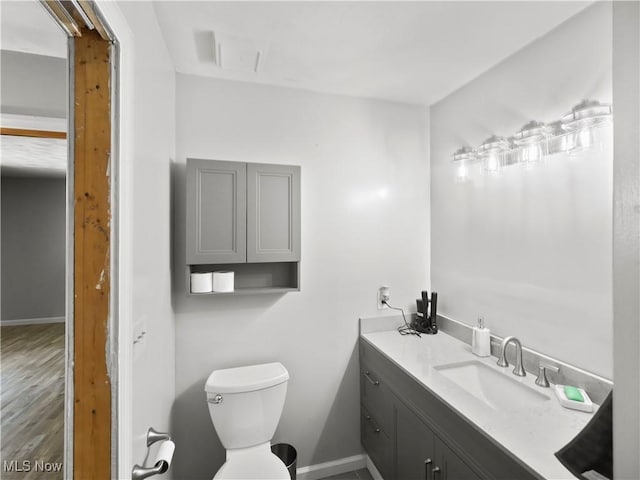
[0,1,592,107]
[1,1,591,175]
[0,0,66,58]
[1,1,66,176]
[153,1,591,106]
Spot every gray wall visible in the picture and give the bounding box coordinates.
[430,3,613,378]
[612,2,640,477]
[172,74,430,478]
[1,175,66,321]
[0,50,67,118]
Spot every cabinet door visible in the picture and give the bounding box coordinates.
[247,163,300,263]
[186,159,246,264]
[395,400,436,480]
[436,439,482,480]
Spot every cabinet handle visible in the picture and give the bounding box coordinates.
[432,466,441,477]
[365,415,372,421]
[424,459,432,480]
[374,428,380,434]
[363,371,380,386]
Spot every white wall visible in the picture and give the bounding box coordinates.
[0,50,66,118]
[430,3,613,378]
[612,2,640,477]
[172,75,429,477]
[115,2,176,474]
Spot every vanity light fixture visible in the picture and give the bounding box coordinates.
[560,99,612,155]
[450,99,612,181]
[477,135,509,175]
[512,120,548,167]
[452,146,476,182]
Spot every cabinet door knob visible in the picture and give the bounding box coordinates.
[374,428,380,434]
[365,415,372,421]
[432,466,441,477]
[363,371,380,386]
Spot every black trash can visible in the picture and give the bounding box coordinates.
[271,443,297,480]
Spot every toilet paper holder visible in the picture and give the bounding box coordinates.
[131,428,174,480]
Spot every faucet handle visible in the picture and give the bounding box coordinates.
[535,363,560,387]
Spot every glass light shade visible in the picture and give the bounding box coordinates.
[567,127,596,156]
[477,135,508,175]
[561,99,612,130]
[455,161,469,182]
[452,146,475,182]
[521,142,544,164]
[561,99,612,156]
[484,152,501,174]
[513,121,547,166]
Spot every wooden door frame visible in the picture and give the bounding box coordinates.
[71,28,113,478]
[76,3,135,477]
[41,1,134,477]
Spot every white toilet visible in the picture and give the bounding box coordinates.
[205,362,291,479]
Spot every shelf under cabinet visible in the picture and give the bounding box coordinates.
[187,261,299,295]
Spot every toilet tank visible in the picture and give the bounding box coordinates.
[205,362,289,449]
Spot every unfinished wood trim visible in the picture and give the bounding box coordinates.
[73,28,111,479]
[77,1,112,41]
[40,1,81,37]
[0,127,66,139]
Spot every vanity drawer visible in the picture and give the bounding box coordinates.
[360,362,393,435]
[361,404,392,480]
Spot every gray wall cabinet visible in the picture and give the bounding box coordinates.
[247,163,300,263]
[186,158,300,294]
[187,159,247,264]
[360,338,541,480]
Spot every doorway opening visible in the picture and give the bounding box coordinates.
[1,1,121,477]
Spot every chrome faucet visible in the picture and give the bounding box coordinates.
[497,336,526,377]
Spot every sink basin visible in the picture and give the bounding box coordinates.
[433,360,550,410]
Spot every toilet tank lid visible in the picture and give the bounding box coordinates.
[205,362,289,394]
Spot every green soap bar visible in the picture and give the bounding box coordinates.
[564,386,585,402]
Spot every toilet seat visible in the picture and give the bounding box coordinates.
[213,442,290,480]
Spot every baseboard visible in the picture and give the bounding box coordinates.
[1,316,65,326]
[365,456,383,480]
[296,454,367,480]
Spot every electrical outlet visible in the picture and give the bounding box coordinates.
[377,286,390,309]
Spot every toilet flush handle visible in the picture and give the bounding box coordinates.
[208,394,223,405]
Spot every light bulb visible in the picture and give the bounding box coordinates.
[569,127,595,156]
[484,152,500,174]
[455,162,469,183]
[522,142,543,167]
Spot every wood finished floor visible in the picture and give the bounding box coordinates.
[1,323,65,479]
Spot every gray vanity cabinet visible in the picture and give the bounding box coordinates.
[360,364,393,479]
[436,440,483,480]
[359,338,541,480]
[395,397,480,480]
[395,398,436,479]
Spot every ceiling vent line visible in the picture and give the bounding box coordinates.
[212,30,269,74]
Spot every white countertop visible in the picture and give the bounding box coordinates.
[361,329,596,480]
